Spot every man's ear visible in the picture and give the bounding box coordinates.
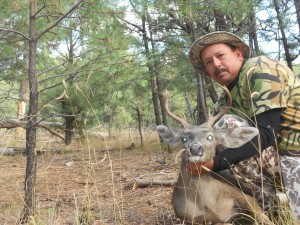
[235,47,244,60]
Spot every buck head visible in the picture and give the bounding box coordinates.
[156,86,259,163]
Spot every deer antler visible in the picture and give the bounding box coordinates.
[207,85,232,127]
[162,92,189,128]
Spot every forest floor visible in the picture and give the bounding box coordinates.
[0,129,179,225]
[1,129,297,225]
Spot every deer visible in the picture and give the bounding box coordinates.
[156,86,274,225]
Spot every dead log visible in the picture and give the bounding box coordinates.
[0,147,21,156]
[125,178,176,189]
[0,119,25,128]
[0,119,64,141]
[0,147,78,156]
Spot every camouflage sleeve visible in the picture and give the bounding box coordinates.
[243,65,287,118]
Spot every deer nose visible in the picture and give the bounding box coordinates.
[189,142,204,156]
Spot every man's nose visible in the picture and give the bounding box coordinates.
[212,57,221,67]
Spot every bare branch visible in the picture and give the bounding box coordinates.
[37,123,65,141]
[0,28,30,41]
[33,4,46,18]
[125,179,175,189]
[37,55,80,78]
[38,73,77,94]
[121,19,144,33]
[36,0,86,40]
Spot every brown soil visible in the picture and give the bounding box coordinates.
[1,133,297,225]
[0,135,179,225]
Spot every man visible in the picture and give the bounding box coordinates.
[187,31,300,222]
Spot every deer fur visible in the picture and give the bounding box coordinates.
[156,86,274,225]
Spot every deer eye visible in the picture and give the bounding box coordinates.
[182,136,188,143]
[207,134,213,141]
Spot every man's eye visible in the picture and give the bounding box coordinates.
[207,135,213,141]
[182,137,188,143]
[205,60,212,66]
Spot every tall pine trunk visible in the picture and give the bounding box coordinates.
[20,0,38,222]
[141,12,162,127]
[273,0,293,70]
[249,4,260,56]
[294,0,300,36]
[19,1,85,222]
[189,5,208,124]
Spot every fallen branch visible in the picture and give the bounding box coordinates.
[0,147,74,156]
[0,147,25,156]
[0,119,26,128]
[37,123,65,141]
[125,178,176,189]
[0,119,64,141]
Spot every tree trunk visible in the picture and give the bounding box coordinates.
[273,0,293,70]
[65,115,75,145]
[188,2,208,124]
[134,105,144,148]
[148,18,167,126]
[61,29,76,146]
[294,0,300,36]
[141,13,161,126]
[214,10,228,31]
[61,99,75,146]
[249,5,260,56]
[20,0,38,223]
[184,92,193,119]
[196,73,208,124]
[18,0,85,222]
[157,78,167,125]
[189,10,208,124]
[16,80,28,136]
[204,76,218,103]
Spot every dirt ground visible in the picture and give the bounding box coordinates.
[2,130,297,225]
[0,131,179,225]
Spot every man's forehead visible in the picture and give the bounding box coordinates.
[201,43,236,55]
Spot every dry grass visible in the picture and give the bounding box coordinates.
[0,127,177,225]
[0,128,298,225]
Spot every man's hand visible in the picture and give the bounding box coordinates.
[186,159,214,176]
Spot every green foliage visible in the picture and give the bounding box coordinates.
[0,0,298,129]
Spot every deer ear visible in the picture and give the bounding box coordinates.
[156,125,183,146]
[214,126,259,148]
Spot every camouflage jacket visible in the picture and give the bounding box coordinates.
[215,56,300,151]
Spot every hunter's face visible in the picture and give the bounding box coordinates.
[201,43,244,86]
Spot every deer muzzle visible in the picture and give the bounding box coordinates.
[188,142,204,156]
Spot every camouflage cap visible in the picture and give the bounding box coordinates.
[188,31,251,72]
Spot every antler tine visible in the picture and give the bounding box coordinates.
[162,92,189,128]
[207,85,232,127]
